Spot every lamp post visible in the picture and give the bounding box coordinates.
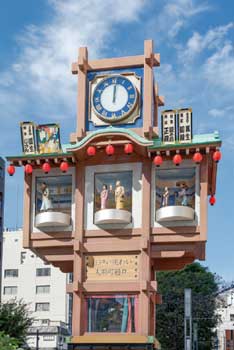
[184,288,192,350]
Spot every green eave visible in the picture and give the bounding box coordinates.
[67,126,153,151]
[149,132,221,150]
[6,144,72,161]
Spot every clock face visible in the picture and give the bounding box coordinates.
[92,75,137,123]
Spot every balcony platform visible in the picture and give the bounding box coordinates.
[35,211,71,227]
[68,335,160,350]
[156,205,195,222]
[94,209,131,225]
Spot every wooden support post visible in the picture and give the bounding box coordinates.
[72,164,85,336]
[23,174,32,248]
[73,47,88,140]
[200,156,208,241]
[143,40,154,137]
[139,160,152,335]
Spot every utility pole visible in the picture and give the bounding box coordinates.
[36,329,39,350]
[193,322,198,350]
[184,288,192,350]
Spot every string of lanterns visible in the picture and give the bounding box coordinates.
[6,144,222,207]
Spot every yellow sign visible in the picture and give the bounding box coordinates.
[85,254,139,281]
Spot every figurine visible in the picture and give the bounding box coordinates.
[40,182,53,211]
[100,184,109,210]
[114,180,125,210]
[178,182,188,206]
[162,186,170,207]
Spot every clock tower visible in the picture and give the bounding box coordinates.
[6,39,221,350]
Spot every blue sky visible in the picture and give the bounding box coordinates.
[0,0,234,281]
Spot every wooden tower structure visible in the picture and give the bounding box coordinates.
[7,40,221,350]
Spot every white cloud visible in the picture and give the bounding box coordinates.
[154,0,210,39]
[204,43,234,91]
[0,0,147,125]
[182,23,234,61]
[208,106,234,119]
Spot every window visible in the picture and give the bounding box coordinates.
[35,175,72,216]
[43,335,55,341]
[36,285,50,294]
[85,295,138,333]
[94,171,132,214]
[230,314,234,321]
[21,252,26,264]
[4,269,18,278]
[36,268,51,277]
[155,167,196,210]
[41,319,50,325]
[4,286,17,295]
[35,303,50,312]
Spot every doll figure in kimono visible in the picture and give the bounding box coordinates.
[162,186,170,207]
[178,182,189,206]
[114,181,125,210]
[100,184,109,210]
[40,182,53,211]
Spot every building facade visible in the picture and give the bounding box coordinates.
[0,157,5,301]
[216,288,234,350]
[6,40,221,350]
[1,229,70,349]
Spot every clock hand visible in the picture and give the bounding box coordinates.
[113,84,117,103]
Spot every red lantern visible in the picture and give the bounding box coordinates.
[24,164,33,174]
[153,155,163,167]
[213,150,222,163]
[60,161,69,173]
[209,195,216,206]
[105,144,115,156]
[124,143,134,155]
[42,162,51,174]
[7,164,15,176]
[193,152,203,164]
[173,154,182,166]
[87,146,96,156]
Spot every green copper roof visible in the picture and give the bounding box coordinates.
[149,131,221,150]
[6,130,221,160]
[66,126,153,151]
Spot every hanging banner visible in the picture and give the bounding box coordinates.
[161,110,177,144]
[178,108,193,143]
[20,122,37,155]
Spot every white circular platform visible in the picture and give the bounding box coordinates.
[35,211,71,227]
[94,209,132,225]
[156,205,195,222]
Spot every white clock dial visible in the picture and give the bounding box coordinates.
[100,84,128,112]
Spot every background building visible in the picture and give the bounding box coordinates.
[1,228,70,349]
[0,157,5,301]
[216,287,234,350]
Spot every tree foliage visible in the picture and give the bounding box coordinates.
[0,300,33,346]
[156,262,220,350]
[0,332,18,350]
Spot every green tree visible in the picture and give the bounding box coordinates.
[156,262,220,350]
[0,300,33,346]
[0,332,18,350]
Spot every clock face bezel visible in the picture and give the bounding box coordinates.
[92,74,138,123]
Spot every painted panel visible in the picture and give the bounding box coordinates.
[85,295,138,333]
[36,124,61,154]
